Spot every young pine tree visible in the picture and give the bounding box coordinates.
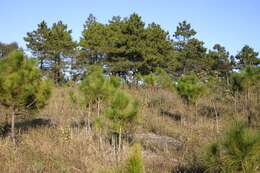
[204,121,260,173]
[0,51,51,143]
[176,73,205,120]
[143,73,159,88]
[127,143,144,173]
[155,67,175,92]
[105,90,139,152]
[176,73,205,104]
[75,65,121,148]
[79,66,121,118]
[230,67,260,127]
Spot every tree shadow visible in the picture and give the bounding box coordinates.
[0,117,55,137]
[172,165,206,173]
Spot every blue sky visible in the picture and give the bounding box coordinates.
[1,0,259,55]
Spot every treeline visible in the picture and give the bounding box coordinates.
[8,13,258,84]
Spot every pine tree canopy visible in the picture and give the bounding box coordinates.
[0,50,51,110]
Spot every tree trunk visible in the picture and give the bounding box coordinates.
[97,98,100,117]
[226,72,230,86]
[234,91,237,117]
[5,112,8,125]
[11,108,16,144]
[112,134,116,155]
[212,100,219,135]
[246,89,251,127]
[53,54,62,85]
[195,100,198,123]
[54,56,58,84]
[257,86,260,105]
[99,130,102,151]
[87,104,91,132]
[118,127,122,153]
[40,59,43,70]
[57,54,62,84]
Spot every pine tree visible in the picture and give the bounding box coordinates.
[48,21,77,84]
[24,21,50,70]
[24,21,76,84]
[79,14,107,65]
[173,20,197,50]
[0,42,18,58]
[0,51,52,143]
[74,65,121,131]
[76,65,122,149]
[142,68,175,92]
[207,44,232,84]
[105,13,145,75]
[173,21,209,77]
[80,13,175,77]
[235,45,260,69]
[140,22,174,74]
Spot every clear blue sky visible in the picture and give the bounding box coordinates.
[1,0,259,55]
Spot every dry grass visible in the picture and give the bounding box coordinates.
[0,127,129,173]
[0,86,257,173]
